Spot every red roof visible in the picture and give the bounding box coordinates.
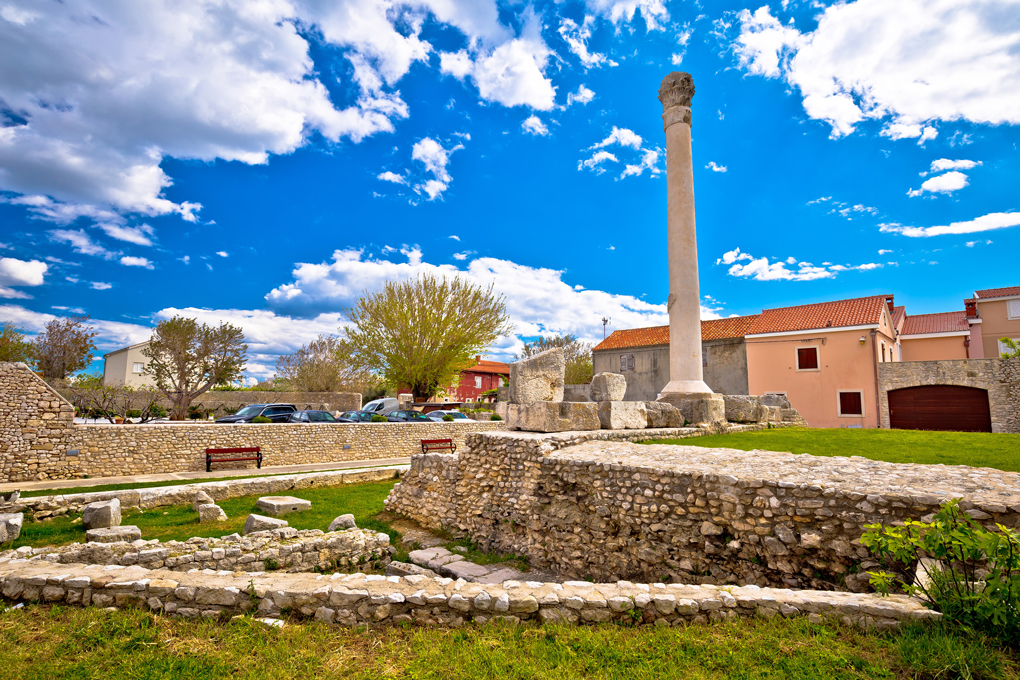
[891,305,906,330]
[746,295,892,335]
[901,311,969,335]
[464,358,509,375]
[593,315,759,351]
[974,285,1020,299]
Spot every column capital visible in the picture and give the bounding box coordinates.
[658,71,694,129]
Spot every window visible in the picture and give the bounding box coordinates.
[838,391,864,417]
[1008,299,1020,320]
[796,346,819,371]
[132,362,144,373]
[474,375,482,388]
[881,342,886,363]
[620,353,635,372]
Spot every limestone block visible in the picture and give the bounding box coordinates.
[244,514,288,535]
[506,402,599,433]
[760,394,791,409]
[192,491,214,512]
[657,393,725,425]
[597,402,647,430]
[644,402,683,428]
[590,373,626,402]
[255,496,311,516]
[198,504,228,523]
[0,513,23,542]
[328,514,357,532]
[86,525,141,543]
[82,498,121,530]
[494,402,508,421]
[508,348,565,404]
[723,396,769,423]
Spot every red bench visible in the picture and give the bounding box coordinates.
[206,447,262,472]
[420,438,456,454]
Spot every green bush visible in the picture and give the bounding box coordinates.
[490,414,502,421]
[442,414,454,422]
[149,404,167,419]
[126,409,142,418]
[863,498,1020,647]
[371,415,388,423]
[251,416,272,424]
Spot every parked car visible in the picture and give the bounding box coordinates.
[426,410,471,422]
[385,409,432,423]
[287,410,343,423]
[340,410,380,422]
[215,403,296,423]
[361,397,399,415]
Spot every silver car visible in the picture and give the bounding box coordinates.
[426,410,471,422]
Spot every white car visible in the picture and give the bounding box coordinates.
[426,410,471,422]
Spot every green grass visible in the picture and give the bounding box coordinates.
[17,464,401,498]
[0,604,1016,679]
[644,427,1020,471]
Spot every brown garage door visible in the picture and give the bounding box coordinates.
[888,385,991,432]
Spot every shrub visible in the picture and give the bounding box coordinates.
[442,414,454,422]
[251,416,272,424]
[490,414,502,421]
[126,409,142,418]
[149,404,167,419]
[371,415,388,423]
[863,498,1020,647]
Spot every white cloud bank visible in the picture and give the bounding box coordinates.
[579,127,661,179]
[521,115,550,136]
[717,248,884,281]
[907,171,969,197]
[0,257,47,298]
[880,212,1020,237]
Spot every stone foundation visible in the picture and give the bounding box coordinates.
[385,431,1020,590]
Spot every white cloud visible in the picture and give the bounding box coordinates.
[583,127,660,179]
[585,0,670,31]
[578,150,619,174]
[719,247,884,281]
[592,127,643,150]
[926,159,981,175]
[880,212,1020,237]
[521,115,549,136]
[48,229,119,259]
[566,85,596,107]
[119,256,154,269]
[377,171,407,184]
[706,161,727,173]
[620,149,661,179]
[906,171,969,197]
[448,235,460,241]
[807,196,831,204]
[716,248,753,265]
[878,249,893,254]
[409,137,464,201]
[179,255,190,265]
[216,251,229,258]
[99,223,155,247]
[672,24,693,65]
[559,17,610,69]
[452,251,475,261]
[965,239,993,247]
[0,256,46,299]
[729,1,1020,138]
[91,282,112,290]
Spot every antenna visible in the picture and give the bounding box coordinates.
[601,316,611,340]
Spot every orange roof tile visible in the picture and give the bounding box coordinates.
[464,359,509,375]
[702,314,760,341]
[593,315,759,351]
[974,285,1020,299]
[891,305,906,330]
[901,311,969,335]
[746,295,892,335]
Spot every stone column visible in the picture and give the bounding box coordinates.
[655,71,724,424]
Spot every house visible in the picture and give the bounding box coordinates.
[592,315,759,401]
[968,285,1020,358]
[102,341,154,387]
[898,311,975,361]
[451,356,509,402]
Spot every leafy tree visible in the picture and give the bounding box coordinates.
[515,334,594,384]
[1000,338,1020,359]
[142,316,247,420]
[342,274,513,400]
[275,334,375,393]
[32,315,98,380]
[0,320,35,364]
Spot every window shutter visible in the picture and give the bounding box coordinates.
[839,392,863,416]
[797,347,818,370]
[1008,299,1020,319]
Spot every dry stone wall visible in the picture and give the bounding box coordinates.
[386,431,1020,590]
[0,362,503,482]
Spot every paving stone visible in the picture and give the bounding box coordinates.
[86,526,141,543]
[443,560,491,579]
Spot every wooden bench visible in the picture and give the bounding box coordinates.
[420,438,456,454]
[206,447,262,472]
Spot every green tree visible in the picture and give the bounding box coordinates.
[342,274,513,400]
[275,334,376,393]
[516,334,594,384]
[32,315,98,380]
[0,321,35,364]
[1000,338,1020,359]
[142,316,247,420]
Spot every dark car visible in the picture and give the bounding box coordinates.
[386,409,431,423]
[287,410,344,423]
[340,410,380,422]
[215,403,297,423]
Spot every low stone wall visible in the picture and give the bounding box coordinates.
[385,431,1020,590]
[0,362,503,482]
[2,527,392,573]
[0,557,936,628]
[877,357,1020,433]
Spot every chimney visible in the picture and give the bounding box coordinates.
[964,299,978,318]
[475,355,481,364]
[886,296,895,313]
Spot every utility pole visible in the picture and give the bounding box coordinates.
[602,317,611,340]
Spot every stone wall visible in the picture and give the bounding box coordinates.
[877,357,1019,433]
[386,431,1020,590]
[0,557,937,628]
[0,362,503,482]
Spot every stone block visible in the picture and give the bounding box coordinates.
[327,514,357,532]
[86,525,141,543]
[760,394,791,409]
[723,396,769,423]
[597,401,647,430]
[82,498,121,530]
[243,514,288,535]
[657,392,725,424]
[506,402,599,433]
[255,496,311,516]
[644,402,682,428]
[198,504,228,523]
[590,373,626,402]
[0,513,23,542]
[508,348,565,404]
[191,491,214,512]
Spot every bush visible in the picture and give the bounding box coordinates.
[442,414,454,422]
[490,414,502,421]
[370,415,388,423]
[863,499,1020,647]
[149,404,167,419]
[126,410,142,418]
[251,416,272,424]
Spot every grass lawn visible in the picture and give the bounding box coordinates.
[0,604,1016,680]
[645,428,1020,471]
[8,479,401,553]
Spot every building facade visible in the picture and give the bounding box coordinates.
[102,341,154,387]
[450,356,509,402]
[969,285,1020,359]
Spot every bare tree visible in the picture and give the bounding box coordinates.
[0,320,35,364]
[275,334,375,393]
[342,274,513,400]
[516,334,594,384]
[142,316,246,420]
[32,315,98,380]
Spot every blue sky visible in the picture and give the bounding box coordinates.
[1,0,1018,379]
